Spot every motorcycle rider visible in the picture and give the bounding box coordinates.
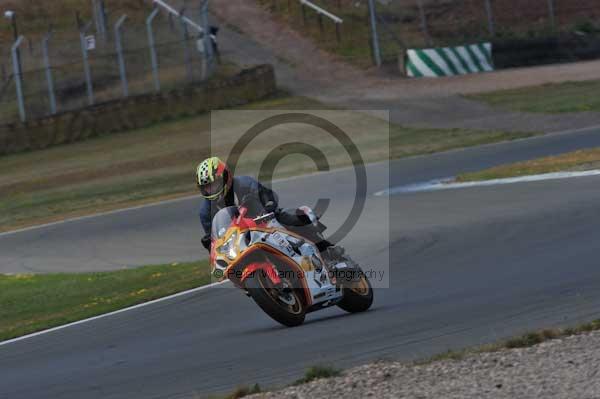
[196,157,340,259]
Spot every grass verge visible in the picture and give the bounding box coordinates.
[0,92,538,232]
[467,80,600,113]
[420,319,600,364]
[456,147,600,182]
[0,260,210,342]
[293,365,341,385]
[223,384,262,399]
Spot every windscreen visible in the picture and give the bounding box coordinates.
[211,206,239,240]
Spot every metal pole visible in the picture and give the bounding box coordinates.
[10,15,23,89]
[92,0,101,37]
[79,22,95,105]
[547,0,556,31]
[335,22,341,44]
[416,0,431,46]
[11,36,25,123]
[99,0,108,41]
[115,14,128,97]
[147,7,161,92]
[42,32,57,115]
[484,0,495,36]
[200,0,213,79]
[92,0,107,42]
[180,10,193,82]
[367,0,381,67]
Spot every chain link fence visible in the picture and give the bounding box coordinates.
[1,0,217,124]
[261,0,600,67]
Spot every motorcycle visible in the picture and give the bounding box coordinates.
[209,205,374,327]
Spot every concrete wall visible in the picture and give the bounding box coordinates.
[0,65,277,156]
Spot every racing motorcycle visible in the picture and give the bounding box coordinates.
[209,205,374,327]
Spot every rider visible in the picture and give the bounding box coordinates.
[196,157,337,257]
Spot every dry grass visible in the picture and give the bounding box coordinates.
[456,147,600,182]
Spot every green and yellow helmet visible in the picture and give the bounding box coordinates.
[196,157,232,200]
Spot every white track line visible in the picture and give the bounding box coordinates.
[0,280,229,347]
[376,169,600,196]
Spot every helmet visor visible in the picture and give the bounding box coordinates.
[200,179,225,199]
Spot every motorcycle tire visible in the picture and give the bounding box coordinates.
[337,270,374,313]
[246,271,306,327]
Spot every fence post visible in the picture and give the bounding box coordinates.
[100,0,109,41]
[367,0,382,67]
[92,0,99,36]
[11,35,26,123]
[416,0,431,46]
[147,7,161,92]
[79,22,95,106]
[114,14,128,97]
[200,0,213,80]
[180,9,193,82]
[42,32,57,115]
[484,0,495,36]
[335,21,341,44]
[547,0,556,31]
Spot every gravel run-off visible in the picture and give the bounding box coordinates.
[254,330,600,399]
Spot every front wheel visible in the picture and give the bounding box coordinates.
[337,270,373,313]
[245,270,306,327]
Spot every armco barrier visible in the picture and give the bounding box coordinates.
[406,43,493,78]
[0,64,277,156]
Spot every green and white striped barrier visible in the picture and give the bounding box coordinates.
[406,43,493,78]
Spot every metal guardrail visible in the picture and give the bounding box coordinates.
[299,0,343,24]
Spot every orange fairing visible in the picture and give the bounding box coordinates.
[225,244,313,307]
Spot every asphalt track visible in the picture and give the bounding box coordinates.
[2,126,600,398]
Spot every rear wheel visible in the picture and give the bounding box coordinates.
[246,269,306,327]
[337,270,373,313]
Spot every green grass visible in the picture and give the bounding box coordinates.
[456,147,600,182]
[467,80,600,114]
[223,384,262,399]
[0,92,538,232]
[293,365,341,385]
[419,319,600,364]
[0,260,211,342]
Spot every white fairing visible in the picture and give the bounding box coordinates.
[247,218,342,305]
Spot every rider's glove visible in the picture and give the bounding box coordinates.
[264,200,277,213]
[201,234,211,251]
